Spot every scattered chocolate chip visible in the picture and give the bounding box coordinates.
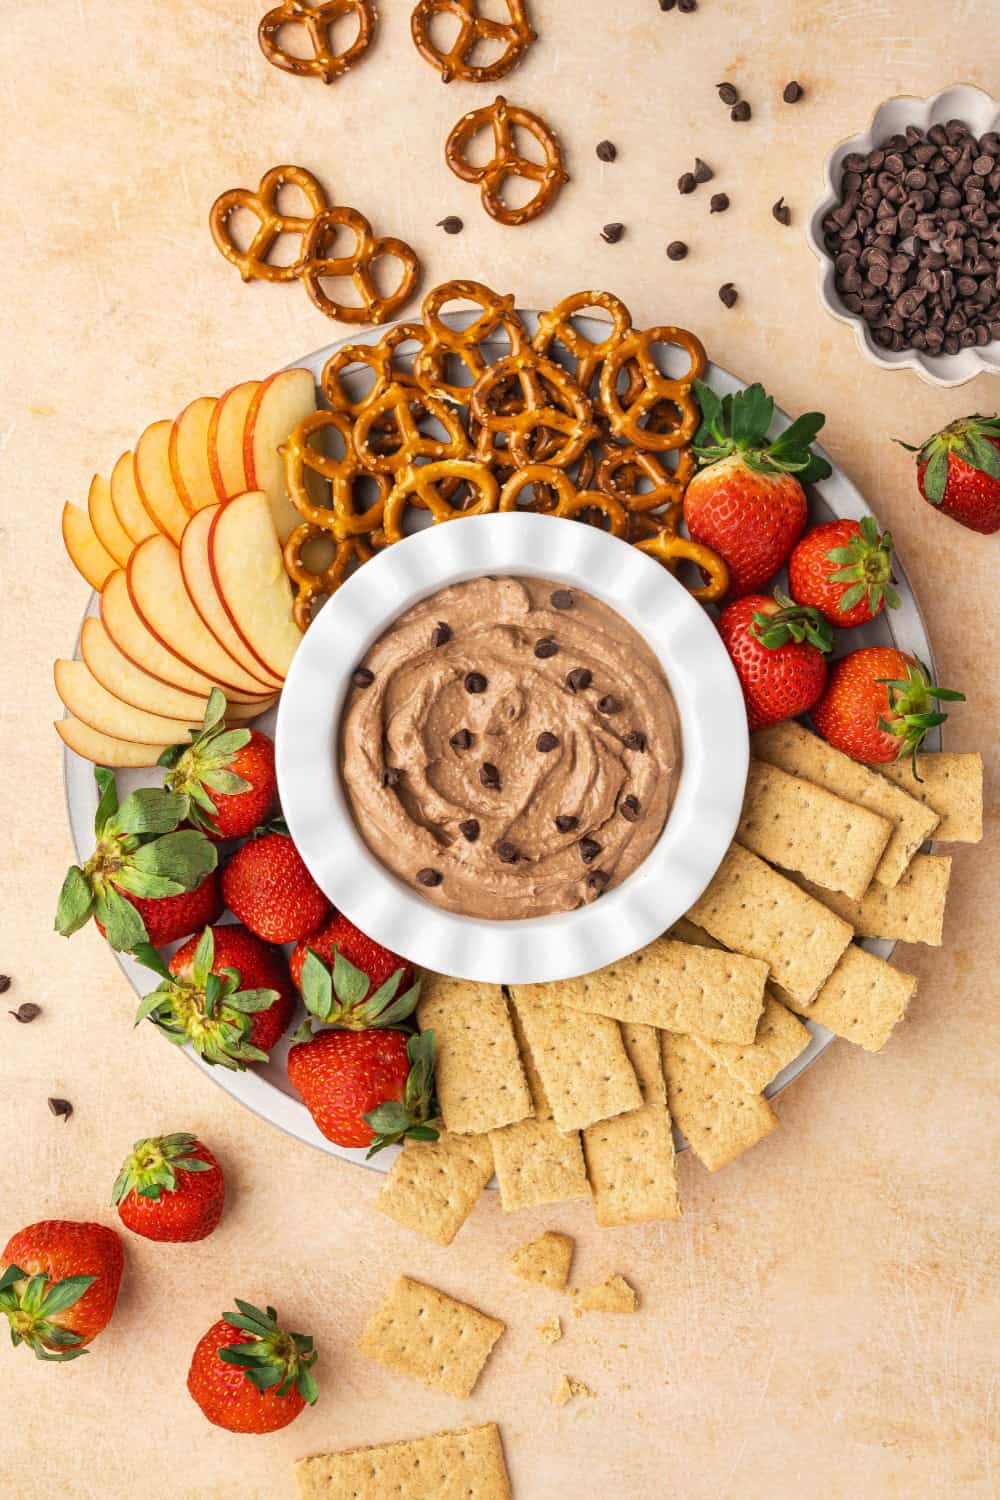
[534,637,558,659]
[658,0,675,8]
[10,1003,40,1024]
[497,841,520,864]
[710,192,730,213]
[716,82,740,106]
[416,868,442,887]
[601,222,625,243]
[596,140,617,162]
[555,814,579,834]
[437,216,463,234]
[693,157,713,183]
[772,196,791,226]
[479,762,501,789]
[718,282,739,307]
[464,671,487,693]
[620,795,641,822]
[381,767,404,788]
[550,589,574,610]
[666,240,688,261]
[459,819,480,842]
[677,0,696,11]
[450,728,473,750]
[579,836,602,864]
[536,732,559,753]
[622,729,647,752]
[48,1098,72,1122]
[351,667,374,688]
[431,621,452,647]
[677,172,696,195]
[0,976,10,995]
[566,667,592,693]
[730,101,752,122]
[597,694,622,715]
[586,869,610,894]
[783,80,803,103]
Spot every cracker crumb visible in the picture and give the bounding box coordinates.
[537,1315,562,1344]
[579,1273,639,1314]
[552,1374,595,1407]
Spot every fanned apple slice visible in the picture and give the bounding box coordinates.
[243,369,317,543]
[170,396,219,512]
[103,569,240,701]
[87,474,133,568]
[134,420,191,543]
[62,503,117,591]
[81,617,211,721]
[128,535,277,698]
[111,451,158,544]
[208,380,260,500]
[208,491,302,680]
[180,508,284,690]
[55,660,200,744]
[56,716,170,768]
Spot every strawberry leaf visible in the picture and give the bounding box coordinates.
[132,942,173,981]
[130,829,217,889]
[964,433,1000,480]
[922,446,950,504]
[93,767,119,838]
[333,948,371,1011]
[107,788,190,838]
[113,867,186,901]
[192,928,215,989]
[96,885,148,951]
[54,865,96,937]
[301,949,334,1022]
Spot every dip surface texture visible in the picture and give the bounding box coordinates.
[339,576,681,919]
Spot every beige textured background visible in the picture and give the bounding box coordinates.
[1,2,997,1496]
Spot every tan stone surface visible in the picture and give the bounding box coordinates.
[1,2,998,1496]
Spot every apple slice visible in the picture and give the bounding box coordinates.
[103,568,225,699]
[62,503,117,591]
[55,660,199,744]
[243,368,317,543]
[180,508,284,689]
[56,716,170,768]
[208,491,303,680]
[110,451,158,544]
[134,420,192,543]
[170,396,219,512]
[82,619,274,725]
[208,380,260,501]
[87,473,133,568]
[128,534,277,699]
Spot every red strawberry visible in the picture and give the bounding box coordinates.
[296,937,421,1032]
[287,1028,438,1155]
[719,593,832,731]
[1,1220,124,1360]
[788,517,900,628]
[812,647,965,767]
[55,768,217,952]
[222,827,329,944]
[113,1133,225,1243]
[685,380,831,597]
[134,924,296,1068]
[187,1300,318,1434]
[290,912,414,1000]
[898,413,1000,534]
[160,690,277,840]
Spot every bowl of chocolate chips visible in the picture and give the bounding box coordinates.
[808,84,1000,386]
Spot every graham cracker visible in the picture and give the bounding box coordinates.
[489,1009,590,1211]
[510,994,642,1133]
[752,721,939,885]
[660,1030,779,1172]
[513,938,766,1046]
[699,993,812,1094]
[582,1022,681,1226]
[878,751,984,843]
[295,1424,512,1500]
[791,854,952,947]
[578,1273,638,1313]
[357,1275,505,1400]
[376,1131,493,1247]
[417,974,532,1135]
[508,1231,574,1290]
[785,944,918,1052]
[686,843,853,1005]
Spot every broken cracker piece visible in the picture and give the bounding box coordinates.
[878,751,983,843]
[537,1315,562,1344]
[785,943,918,1052]
[508,1230,574,1291]
[552,1374,594,1407]
[579,1273,638,1314]
[294,1422,512,1500]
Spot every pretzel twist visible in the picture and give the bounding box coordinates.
[300,206,421,325]
[322,322,430,417]
[470,351,599,470]
[258,0,376,84]
[281,409,389,538]
[633,528,730,603]
[284,524,375,628]
[353,383,471,473]
[411,0,536,83]
[413,280,527,403]
[381,460,500,545]
[498,464,628,536]
[595,445,694,512]
[599,326,706,451]
[532,291,633,394]
[209,165,328,283]
[445,95,568,226]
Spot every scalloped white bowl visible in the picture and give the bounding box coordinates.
[808,83,1000,387]
[276,512,749,986]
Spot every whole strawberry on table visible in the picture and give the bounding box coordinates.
[898,412,1000,534]
[113,1132,225,1243]
[1,1219,123,1360]
[187,1299,318,1433]
[812,647,965,772]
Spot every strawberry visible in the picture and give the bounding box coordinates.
[897,413,1000,534]
[297,941,421,1031]
[55,767,217,952]
[96,869,224,948]
[685,380,832,597]
[222,824,329,944]
[812,647,965,769]
[291,912,414,1001]
[287,1028,438,1156]
[1,1220,123,1360]
[187,1299,318,1433]
[719,592,832,731]
[112,1133,225,1243]
[159,689,277,840]
[133,924,296,1069]
[788,517,900,628]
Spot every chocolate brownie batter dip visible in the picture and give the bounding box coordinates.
[339,576,681,919]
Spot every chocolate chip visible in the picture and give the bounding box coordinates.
[550,589,574,610]
[597,694,622,714]
[566,667,592,693]
[666,240,688,260]
[718,282,739,307]
[693,157,713,184]
[0,976,10,995]
[450,728,473,750]
[783,80,803,103]
[601,222,625,243]
[772,196,791,226]
[579,837,602,864]
[464,671,487,693]
[536,732,559,752]
[351,667,374,688]
[620,795,641,822]
[9,1003,40,1023]
[730,101,751,122]
[431,621,452,647]
[381,767,404,788]
[479,762,501,789]
[658,0,675,8]
[48,1098,72,1122]
[555,814,579,834]
[496,841,520,864]
[586,869,610,894]
[716,82,739,106]
[677,172,696,195]
[622,730,647,752]
[710,192,730,213]
[416,868,442,887]
[534,637,558,658]
[459,819,480,842]
[596,140,617,162]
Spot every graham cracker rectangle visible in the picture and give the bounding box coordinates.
[791,854,952,947]
[513,939,767,1046]
[582,1021,681,1226]
[489,1009,590,1211]
[752,721,940,885]
[737,758,893,900]
[295,1423,512,1500]
[357,1276,505,1400]
[660,1030,778,1171]
[376,1131,493,1247]
[785,943,918,1052]
[700,993,812,1094]
[417,974,532,1135]
[878,751,984,843]
[510,994,641,1133]
[686,843,853,1005]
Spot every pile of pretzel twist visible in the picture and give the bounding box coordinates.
[280,281,729,628]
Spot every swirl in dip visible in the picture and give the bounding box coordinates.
[338,575,681,920]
